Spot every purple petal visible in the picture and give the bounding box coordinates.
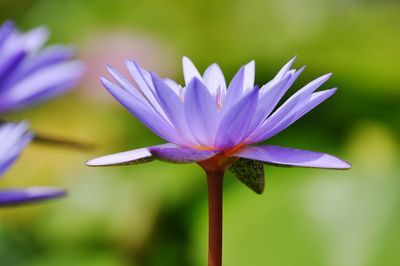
[21,26,49,53]
[0,22,84,112]
[86,147,155,167]
[151,73,197,145]
[203,63,226,96]
[100,77,179,144]
[249,73,292,132]
[1,46,75,90]
[184,78,220,147]
[274,56,297,80]
[0,61,84,111]
[86,143,214,165]
[125,60,154,94]
[251,61,305,133]
[257,88,337,141]
[0,50,26,83]
[125,60,169,120]
[233,145,351,169]
[0,122,32,176]
[106,64,140,96]
[215,87,258,149]
[0,21,15,46]
[221,60,255,110]
[0,187,66,206]
[0,156,20,176]
[182,56,202,86]
[22,26,48,52]
[221,65,245,111]
[106,64,164,119]
[249,73,332,143]
[149,144,216,163]
[243,60,255,92]
[163,78,182,95]
[259,65,305,98]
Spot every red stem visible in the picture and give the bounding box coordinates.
[206,169,224,266]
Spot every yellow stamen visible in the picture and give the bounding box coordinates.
[192,145,215,151]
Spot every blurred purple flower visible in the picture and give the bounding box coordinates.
[87,56,351,193]
[0,21,84,113]
[0,122,65,206]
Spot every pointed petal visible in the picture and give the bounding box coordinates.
[203,63,226,95]
[0,122,32,176]
[0,61,84,112]
[22,26,48,52]
[125,60,170,121]
[221,60,255,110]
[163,78,182,95]
[249,73,292,132]
[274,56,297,80]
[0,21,14,46]
[259,65,305,98]
[149,144,216,163]
[86,146,155,167]
[125,60,154,93]
[182,56,202,86]
[86,143,215,165]
[0,187,66,206]
[221,66,245,111]
[151,73,197,145]
[1,46,75,90]
[233,145,351,169]
[184,78,219,146]
[258,88,337,141]
[243,60,255,92]
[100,77,179,144]
[280,65,306,92]
[106,65,139,96]
[215,87,258,149]
[0,49,26,83]
[107,65,175,128]
[249,73,332,143]
[228,158,265,194]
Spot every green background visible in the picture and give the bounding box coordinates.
[0,0,399,265]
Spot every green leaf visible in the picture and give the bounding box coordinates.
[228,158,265,194]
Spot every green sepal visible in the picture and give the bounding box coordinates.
[228,158,265,194]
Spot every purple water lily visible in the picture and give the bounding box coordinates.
[0,122,65,206]
[87,56,351,266]
[0,21,84,113]
[87,56,350,175]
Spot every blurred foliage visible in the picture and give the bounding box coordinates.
[0,0,399,265]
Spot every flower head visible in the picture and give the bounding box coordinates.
[87,56,351,193]
[0,21,84,113]
[0,122,65,205]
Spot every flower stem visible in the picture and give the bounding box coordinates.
[206,169,224,266]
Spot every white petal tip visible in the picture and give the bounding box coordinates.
[342,162,352,169]
[85,157,115,167]
[298,65,306,72]
[85,158,102,167]
[99,76,110,85]
[334,159,352,169]
[86,148,153,167]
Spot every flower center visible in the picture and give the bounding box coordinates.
[222,143,246,156]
